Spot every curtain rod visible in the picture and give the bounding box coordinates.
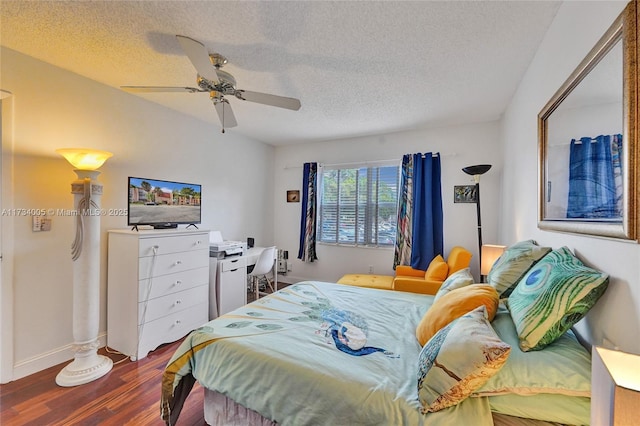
[323,158,401,168]
[283,159,397,170]
[283,152,456,170]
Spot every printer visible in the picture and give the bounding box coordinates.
[209,240,246,259]
[209,230,246,259]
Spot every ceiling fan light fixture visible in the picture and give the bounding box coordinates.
[209,53,228,68]
[123,35,300,133]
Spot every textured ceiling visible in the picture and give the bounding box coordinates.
[1,1,561,145]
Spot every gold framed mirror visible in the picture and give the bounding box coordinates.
[538,1,637,240]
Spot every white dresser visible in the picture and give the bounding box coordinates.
[107,229,209,360]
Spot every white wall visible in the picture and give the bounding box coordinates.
[501,1,640,353]
[0,47,275,380]
[274,122,502,284]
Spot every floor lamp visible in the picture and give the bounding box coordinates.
[462,164,491,282]
[55,148,113,387]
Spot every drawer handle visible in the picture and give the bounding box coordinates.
[231,259,238,263]
[195,240,202,245]
[230,268,238,272]
[174,320,182,326]
[174,280,182,286]
[174,260,183,266]
[174,300,182,306]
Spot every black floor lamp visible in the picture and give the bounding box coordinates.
[462,164,491,282]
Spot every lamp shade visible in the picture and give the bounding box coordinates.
[481,244,506,276]
[56,148,113,171]
[592,346,640,425]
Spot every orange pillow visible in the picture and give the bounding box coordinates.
[424,255,449,281]
[416,284,499,346]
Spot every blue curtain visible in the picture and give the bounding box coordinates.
[411,153,443,270]
[298,162,319,262]
[567,135,622,219]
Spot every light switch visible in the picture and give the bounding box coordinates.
[32,216,52,232]
[32,216,42,232]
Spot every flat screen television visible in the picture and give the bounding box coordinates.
[128,177,202,229]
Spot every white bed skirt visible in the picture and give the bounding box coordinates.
[204,389,566,426]
[204,389,277,426]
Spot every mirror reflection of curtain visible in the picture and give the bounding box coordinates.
[567,134,622,219]
[394,153,443,270]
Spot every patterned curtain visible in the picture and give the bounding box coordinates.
[298,162,319,262]
[394,155,413,268]
[611,134,623,215]
[567,134,622,219]
[394,153,443,270]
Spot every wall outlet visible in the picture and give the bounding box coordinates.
[368,265,374,274]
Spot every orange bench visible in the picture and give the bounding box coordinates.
[337,246,472,295]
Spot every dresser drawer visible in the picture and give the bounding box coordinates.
[139,249,208,279]
[139,284,208,324]
[139,233,208,257]
[138,266,209,301]
[137,302,209,358]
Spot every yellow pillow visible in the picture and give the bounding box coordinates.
[424,255,449,281]
[416,284,499,346]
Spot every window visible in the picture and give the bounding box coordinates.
[318,163,400,247]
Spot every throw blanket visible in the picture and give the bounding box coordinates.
[161,281,493,425]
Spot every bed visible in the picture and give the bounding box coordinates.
[161,240,608,426]
[160,269,600,425]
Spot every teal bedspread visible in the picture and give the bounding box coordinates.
[161,281,494,425]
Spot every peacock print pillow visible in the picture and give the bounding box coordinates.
[507,246,609,351]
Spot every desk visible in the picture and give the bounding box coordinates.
[210,247,277,318]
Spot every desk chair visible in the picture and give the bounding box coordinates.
[249,246,277,300]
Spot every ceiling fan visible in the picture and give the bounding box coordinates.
[121,35,302,133]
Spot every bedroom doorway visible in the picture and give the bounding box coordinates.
[0,90,15,383]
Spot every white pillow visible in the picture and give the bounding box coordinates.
[433,268,474,302]
[417,305,511,413]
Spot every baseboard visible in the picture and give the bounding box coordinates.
[11,333,108,382]
[277,274,314,284]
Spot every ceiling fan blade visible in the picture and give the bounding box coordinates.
[121,86,203,93]
[235,90,301,111]
[176,35,220,82]
[214,99,238,129]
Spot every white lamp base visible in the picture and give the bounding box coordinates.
[55,350,113,387]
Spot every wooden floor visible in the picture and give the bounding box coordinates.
[0,340,204,426]
[0,282,290,426]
